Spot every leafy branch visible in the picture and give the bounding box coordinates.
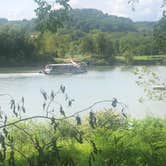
[135,67,166,102]
[0,85,127,165]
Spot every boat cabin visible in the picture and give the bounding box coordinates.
[43,63,87,74]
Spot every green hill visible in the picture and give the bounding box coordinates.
[0,9,157,33]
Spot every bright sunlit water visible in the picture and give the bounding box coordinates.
[0,66,166,118]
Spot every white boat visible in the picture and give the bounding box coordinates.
[42,61,87,74]
[153,85,166,90]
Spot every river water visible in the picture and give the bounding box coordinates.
[0,66,166,118]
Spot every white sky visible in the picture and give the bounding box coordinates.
[0,0,164,21]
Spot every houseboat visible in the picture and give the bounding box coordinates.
[153,85,166,90]
[42,61,87,74]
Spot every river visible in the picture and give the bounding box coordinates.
[0,66,166,118]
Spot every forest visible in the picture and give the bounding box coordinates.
[0,9,165,66]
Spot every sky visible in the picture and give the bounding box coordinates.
[0,0,165,21]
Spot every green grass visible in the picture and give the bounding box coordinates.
[116,55,166,61]
[54,54,166,65]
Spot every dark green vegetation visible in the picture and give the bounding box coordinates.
[0,9,166,66]
[34,0,70,33]
[1,111,166,166]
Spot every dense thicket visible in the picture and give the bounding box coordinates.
[1,112,166,166]
[0,9,165,66]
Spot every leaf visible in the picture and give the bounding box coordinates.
[68,100,72,107]
[43,102,46,110]
[89,111,96,129]
[65,94,68,101]
[51,117,55,125]
[90,140,98,154]
[21,97,24,105]
[53,123,59,131]
[40,89,48,100]
[0,113,3,119]
[17,104,20,112]
[3,128,8,137]
[4,116,7,124]
[60,85,65,93]
[122,112,127,119]
[10,100,15,110]
[60,109,65,117]
[22,106,26,113]
[76,116,81,125]
[0,134,5,143]
[52,136,57,144]
[50,91,54,100]
[73,130,83,144]
[112,98,118,108]
[13,106,18,117]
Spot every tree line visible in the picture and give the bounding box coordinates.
[0,9,165,66]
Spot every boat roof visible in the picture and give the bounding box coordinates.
[46,63,76,67]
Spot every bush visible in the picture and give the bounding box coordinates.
[1,113,165,166]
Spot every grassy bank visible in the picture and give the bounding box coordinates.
[1,110,166,166]
[53,55,166,66]
[0,55,165,68]
[115,55,166,65]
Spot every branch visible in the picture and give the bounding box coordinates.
[0,94,14,100]
[0,116,52,129]
[62,100,127,120]
[0,100,127,129]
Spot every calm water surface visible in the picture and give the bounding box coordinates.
[0,66,166,118]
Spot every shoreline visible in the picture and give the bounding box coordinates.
[0,54,166,68]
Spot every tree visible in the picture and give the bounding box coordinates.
[153,16,166,54]
[34,0,71,33]
[0,25,37,66]
[80,35,95,54]
[135,67,166,102]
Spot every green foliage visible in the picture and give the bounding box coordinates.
[123,50,133,64]
[0,26,37,66]
[0,85,127,166]
[135,21,156,31]
[119,32,158,56]
[0,9,166,66]
[154,16,166,54]
[0,112,166,166]
[65,9,136,33]
[79,31,114,64]
[135,67,166,102]
[34,0,71,33]
[36,31,71,57]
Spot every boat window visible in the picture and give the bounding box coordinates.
[52,65,72,71]
[46,65,52,69]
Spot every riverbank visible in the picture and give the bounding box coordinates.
[115,55,166,65]
[0,55,165,68]
[53,55,166,66]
